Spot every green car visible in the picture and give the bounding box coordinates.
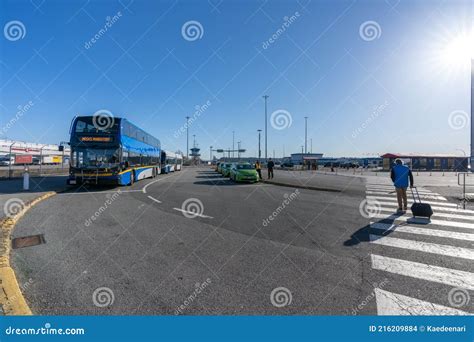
[220,163,233,177]
[230,163,259,182]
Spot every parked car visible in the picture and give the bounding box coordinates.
[220,163,233,177]
[230,163,258,183]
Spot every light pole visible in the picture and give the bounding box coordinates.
[310,138,313,154]
[185,116,190,159]
[210,146,213,162]
[301,146,304,165]
[238,141,241,160]
[263,95,269,161]
[471,59,473,170]
[257,129,262,159]
[304,116,308,154]
[232,131,235,159]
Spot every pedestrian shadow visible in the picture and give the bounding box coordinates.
[343,211,412,247]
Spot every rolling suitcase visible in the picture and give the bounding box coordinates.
[410,187,433,218]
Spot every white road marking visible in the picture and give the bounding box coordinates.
[375,207,474,221]
[374,288,471,315]
[173,208,213,219]
[147,195,162,204]
[371,255,474,290]
[60,190,143,195]
[370,222,474,242]
[366,190,447,201]
[142,174,174,194]
[366,195,457,207]
[374,200,474,214]
[370,213,474,230]
[370,234,474,260]
[366,186,434,194]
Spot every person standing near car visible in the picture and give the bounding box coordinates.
[390,158,414,213]
[267,158,275,179]
[255,160,262,180]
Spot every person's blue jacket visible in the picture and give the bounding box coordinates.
[390,164,414,188]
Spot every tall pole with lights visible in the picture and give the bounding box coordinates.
[263,95,269,161]
[471,59,474,170]
[257,129,262,159]
[304,116,308,154]
[185,116,190,160]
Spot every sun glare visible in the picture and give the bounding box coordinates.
[441,33,474,67]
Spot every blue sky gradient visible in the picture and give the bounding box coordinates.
[0,0,472,158]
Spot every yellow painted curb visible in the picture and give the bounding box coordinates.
[0,191,56,315]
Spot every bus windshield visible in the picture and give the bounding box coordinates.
[75,117,118,134]
[72,148,120,169]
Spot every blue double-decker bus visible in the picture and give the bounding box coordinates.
[67,115,161,186]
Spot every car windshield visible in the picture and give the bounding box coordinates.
[224,164,232,167]
[72,148,119,168]
[237,164,254,170]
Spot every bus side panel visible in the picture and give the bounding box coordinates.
[119,170,132,185]
[135,167,153,180]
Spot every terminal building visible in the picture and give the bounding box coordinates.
[381,153,468,171]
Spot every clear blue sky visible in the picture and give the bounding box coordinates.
[0,0,472,158]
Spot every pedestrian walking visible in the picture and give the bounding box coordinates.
[267,158,275,179]
[390,159,414,213]
[255,160,262,180]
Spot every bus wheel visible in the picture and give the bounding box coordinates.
[129,172,134,186]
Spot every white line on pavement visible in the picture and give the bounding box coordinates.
[375,207,474,221]
[366,191,447,201]
[370,234,474,260]
[374,200,474,214]
[370,213,474,230]
[370,222,474,242]
[366,185,434,194]
[172,208,214,219]
[147,195,162,204]
[374,288,471,315]
[142,174,174,194]
[366,195,457,207]
[371,255,474,290]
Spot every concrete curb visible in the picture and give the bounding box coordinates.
[0,191,57,315]
[261,180,341,193]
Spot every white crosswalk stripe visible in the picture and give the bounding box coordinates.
[370,222,474,242]
[374,288,471,315]
[371,255,474,290]
[363,181,474,315]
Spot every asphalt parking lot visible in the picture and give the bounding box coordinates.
[10,166,474,315]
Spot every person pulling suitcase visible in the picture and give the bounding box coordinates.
[390,159,414,213]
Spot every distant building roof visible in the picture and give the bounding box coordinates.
[381,153,466,158]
